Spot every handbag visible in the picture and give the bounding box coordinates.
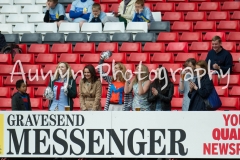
[203,88,222,110]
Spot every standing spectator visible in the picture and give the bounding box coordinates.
[47,62,77,111]
[125,64,151,111]
[79,65,102,111]
[88,3,108,26]
[178,58,197,111]
[148,67,174,111]
[132,0,154,27]
[205,36,233,74]
[70,0,94,27]
[43,0,68,27]
[12,79,32,111]
[188,60,214,111]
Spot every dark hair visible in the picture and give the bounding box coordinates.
[92,3,101,10]
[152,67,172,94]
[83,65,98,83]
[184,58,196,67]
[16,79,25,89]
[196,60,208,73]
[48,0,58,3]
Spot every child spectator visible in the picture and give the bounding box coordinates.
[11,79,32,111]
[70,0,94,27]
[132,0,154,25]
[88,3,108,25]
[43,0,68,27]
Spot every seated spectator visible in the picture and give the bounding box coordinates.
[178,58,197,111]
[79,64,102,111]
[148,67,174,111]
[88,3,108,26]
[205,36,233,74]
[188,60,214,111]
[70,0,94,27]
[132,0,154,27]
[43,0,68,27]
[11,79,32,111]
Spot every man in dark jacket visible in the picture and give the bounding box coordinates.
[11,79,32,111]
[0,31,7,52]
[205,35,233,74]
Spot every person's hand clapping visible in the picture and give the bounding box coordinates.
[213,63,220,70]
[152,87,158,96]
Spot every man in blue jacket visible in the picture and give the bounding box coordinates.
[205,36,233,74]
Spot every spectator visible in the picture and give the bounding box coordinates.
[188,60,214,111]
[79,64,102,111]
[148,67,174,111]
[43,0,68,27]
[88,3,108,26]
[178,58,197,111]
[47,62,77,111]
[125,64,151,111]
[205,36,233,74]
[11,79,32,111]
[132,0,154,27]
[70,0,94,27]
[98,57,132,111]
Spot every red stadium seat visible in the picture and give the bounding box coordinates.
[166,42,188,52]
[173,86,180,98]
[229,86,240,97]
[221,42,236,52]
[199,2,220,12]
[189,0,210,1]
[22,64,41,75]
[4,76,23,86]
[0,98,11,110]
[35,54,57,64]
[144,3,153,11]
[167,0,188,1]
[30,98,43,110]
[12,86,34,98]
[180,32,202,42]
[222,2,240,12]
[28,44,49,54]
[217,21,239,32]
[97,42,118,53]
[100,4,109,12]
[123,64,135,72]
[162,63,182,74]
[73,43,95,53]
[189,42,211,52]
[199,52,208,60]
[75,75,83,85]
[208,11,230,21]
[109,4,119,12]
[162,12,184,23]
[185,12,207,21]
[143,64,159,73]
[73,98,81,110]
[176,2,198,12]
[119,43,141,53]
[151,53,174,63]
[101,98,106,109]
[203,32,226,41]
[227,32,240,42]
[0,76,3,87]
[101,0,121,3]
[35,87,46,97]
[171,98,183,111]
[0,87,11,98]
[231,53,240,63]
[43,100,49,110]
[143,42,165,52]
[171,21,193,32]
[175,53,198,63]
[194,21,216,32]
[237,46,240,52]
[51,43,72,53]
[220,97,239,110]
[215,86,228,97]
[13,54,34,64]
[18,44,27,53]
[42,64,57,75]
[65,4,71,13]
[127,53,150,63]
[145,0,165,2]
[81,54,100,63]
[232,63,240,73]
[102,86,107,98]
[70,64,85,78]
[157,32,179,42]
[153,3,175,13]
[0,54,12,64]
[231,11,240,20]
[58,54,80,63]
[27,76,50,86]
[0,65,17,76]
[219,75,240,86]
[104,53,127,63]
